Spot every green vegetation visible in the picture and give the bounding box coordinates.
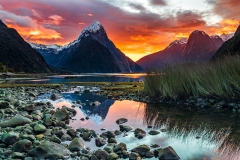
[143,55,240,99]
[0,62,14,73]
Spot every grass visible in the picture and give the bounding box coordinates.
[143,55,240,99]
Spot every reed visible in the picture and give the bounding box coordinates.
[143,55,240,99]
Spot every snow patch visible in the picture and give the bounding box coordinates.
[167,38,187,48]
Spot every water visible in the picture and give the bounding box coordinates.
[36,91,240,160]
[0,73,145,84]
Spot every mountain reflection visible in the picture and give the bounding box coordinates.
[141,102,240,159]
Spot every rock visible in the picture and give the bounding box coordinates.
[131,145,150,157]
[95,149,109,160]
[33,124,46,133]
[61,134,72,141]
[82,130,92,141]
[101,131,116,139]
[104,146,113,153]
[155,146,180,160]
[108,138,117,144]
[51,135,61,144]
[74,91,80,94]
[148,130,160,135]
[129,152,142,160]
[21,134,36,142]
[113,142,127,152]
[150,144,160,148]
[146,151,154,158]
[67,128,76,137]
[119,125,133,132]
[68,138,84,151]
[107,153,119,160]
[43,114,52,126]
[91,101,101,106]
[0,114,32,128]
[0,101,10,108]
[90,155,99,160]
[134,128,146,139]
[28,141,71,159]
[122,150,129,159]
[114,130,122,135]
[12,152,25,159]
[96,137,107,147]
[52,108,69,121]
[12,139,32,152]
[116,118,128,124]
[36,134,44,139]
[50,94,62,101]
[24,104,35,111]
[1,132,19,145]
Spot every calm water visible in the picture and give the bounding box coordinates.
[36,90,240,160]
[0,73,145,84]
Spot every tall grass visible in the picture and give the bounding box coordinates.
[144,55,240,99]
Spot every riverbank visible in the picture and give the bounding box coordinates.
[0,84,181,160]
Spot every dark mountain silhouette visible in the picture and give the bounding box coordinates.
[137,30,224,69]
[211,25,240,60]
[0,20,51,73]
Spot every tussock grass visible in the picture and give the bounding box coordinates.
[144,55,240,99]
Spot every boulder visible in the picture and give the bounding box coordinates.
[113,142,127,153]
[28,141,71,159]
[134,128,146,139]
[1,132,19,145]
[131,145,150,157]
[68,138,84,151]
[50,94,62,101]
[0,114,32,128]
[107,153,119,160]
[155,146,180,160]
[52,108,69,121]
[95,149,109,160]
[12,139,32,152]
[148,130,160,135]
[129,152,142,160]
[33,124,46,133]
[116,118,128,124]
[95,137,107,147]
[119,125,133,132]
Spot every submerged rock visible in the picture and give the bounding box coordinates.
[155,146,180,160]
[119,125,133,132]
[131,145,150,157]
[148,130,160,135]
[134,128,146,139]
[116,118,128,124]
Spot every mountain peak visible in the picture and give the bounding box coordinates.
[78,20,104,39]
[167,38,187,48]
[192,30,207,36]
[0,20,7,28]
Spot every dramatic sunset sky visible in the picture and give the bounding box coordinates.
[0,0,239,61]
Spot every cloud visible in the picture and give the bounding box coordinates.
[0,9,62,43]
[88,14,93,16]
[31,9,42,19]
[149,0,167,6]
[210,0,240,19]
[49,14,65,25]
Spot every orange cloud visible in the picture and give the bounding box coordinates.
[88,14,93,16]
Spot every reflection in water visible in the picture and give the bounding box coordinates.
[141,103,240,160]
[37,92,240,160]
[1,73,145,84]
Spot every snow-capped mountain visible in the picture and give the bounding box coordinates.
[28,42,62,50]
[219,33,234,42]
[30,20,142,73]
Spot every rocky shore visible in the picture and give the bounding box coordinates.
[0,85,180,160]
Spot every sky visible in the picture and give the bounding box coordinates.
[0,0,239,61]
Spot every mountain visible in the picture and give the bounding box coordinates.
[211,25,240,60]
[137,38,187,69]
[0,20,51,73]
[137,30,226,69]
[30,21,142,73]
[181,30,223,62]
